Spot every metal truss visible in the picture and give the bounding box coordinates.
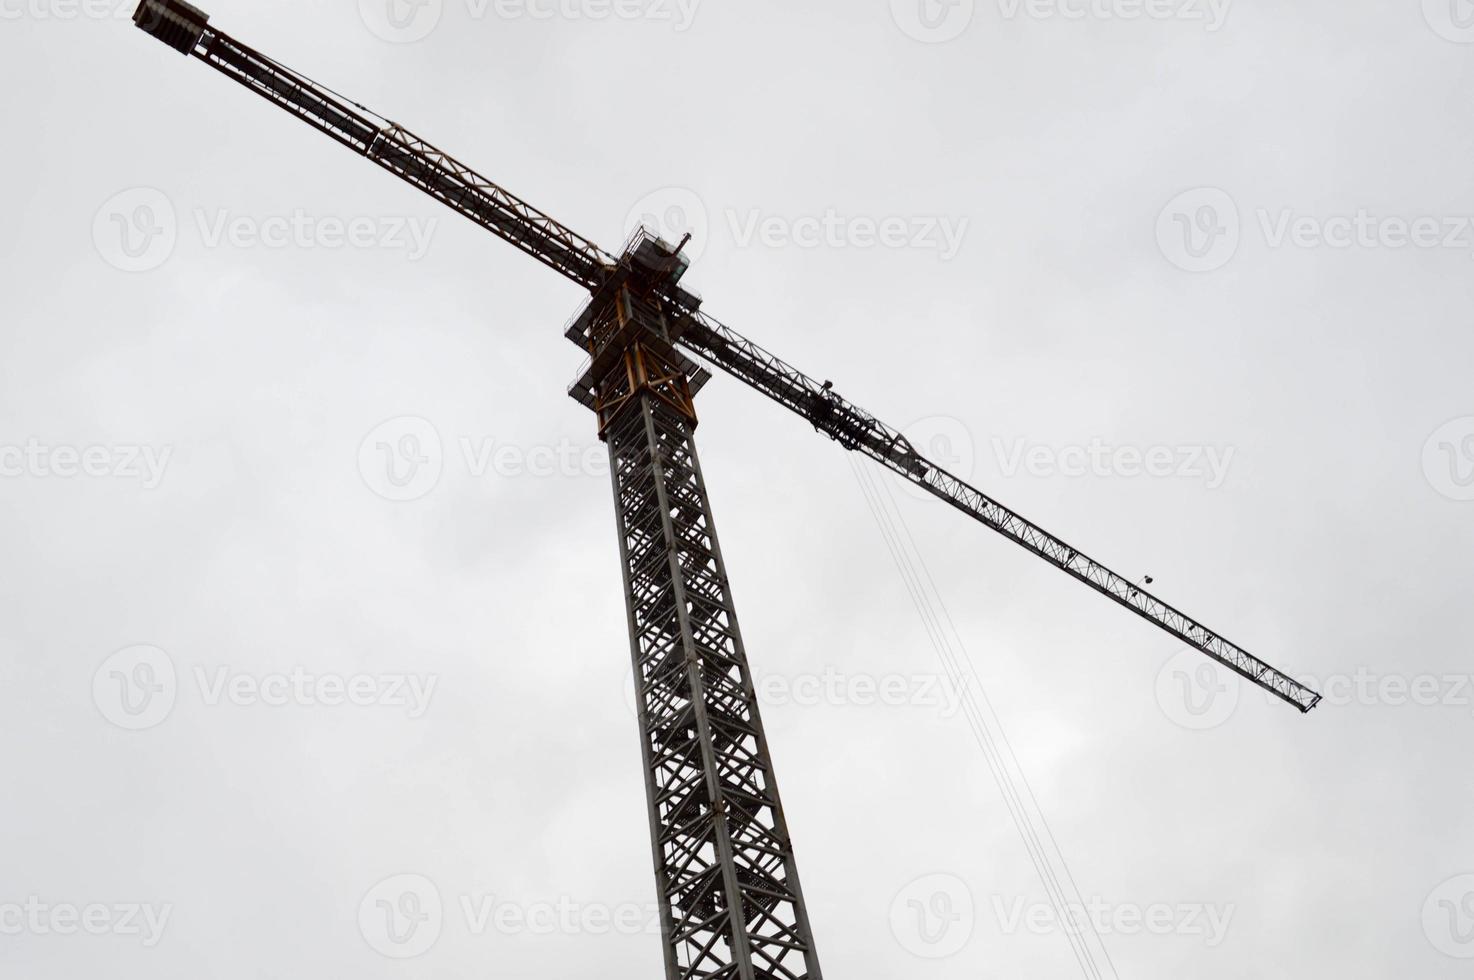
[674,312,1322,714]
[589,286,823,980]
[166,14,614,288]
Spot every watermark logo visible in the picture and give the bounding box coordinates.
[359,417,445,502]
[1157,187,1240,273]
[1424,0,1474,43]
[900,416,975,501]
[361,0,699,40]
[891,0,976,43]
[360,874,444,958]
[1155,650,1238,730]
[991,896,1235,946]
[193,667,437,718]
[93,188,177,273]
[358,418,608,501]
[1160,189,1474,272]
[1267,669,1474,713]
[0,0,141,22]
[624,665,967,718]
[360,0,444,42]
[1424,874,1474,958]
[624,189,969,261]
[890,873,974,958]
[0,440,173,489]
[996,0,1233,30]
[458,436,607,481]
[359,875,662,956]
[92,645,177,731]
[94,188,436,271]
[993,437,1235,488]
[1423,417,1474,501]
[726,209,969,261]
[0,898,173,947]
[625,186,710,261]
[94,650,438,730]
[193,209,435,258]
[459,893,660,935]
[484,0,700,29]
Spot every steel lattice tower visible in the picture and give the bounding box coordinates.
[577,237,823,979]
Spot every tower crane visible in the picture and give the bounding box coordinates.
[130,4,1322,977]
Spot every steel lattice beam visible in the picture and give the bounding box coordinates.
[673,312,1322,713]
[153,10,615,289]
[591,283,824,980]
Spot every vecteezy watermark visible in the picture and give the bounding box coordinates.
[0,898,173,948]
[890,873,975,959]
[623,188,970,263]
[359,417,444,502]
[358,873,660,958]
[1423,417,1474,502]
[1269,669,1474,713]
[357,416,607,502]
[360,0,444,41]
[359,0,700,43]
[92,646,439,731]
[1156,187,1241,273]
[897,420,1232,495]
[0,440,173,489]
[1158,187,1474,272]
[726,209,970,262]
[993,437,1236,489]
[457,894,660,937]
[360,874,443,959]
[626,187,710,260]
[1155,649,1239,731]
[0,0,140,22]
[623,666,968,719]
[890,0,1230,43]
[995,0,1233,31]
[1160,659,1474,730]
[1425,874,1474,959]
[93,188,178,274]
[93,645,178,731]
[1423,0,1474,43]
[990,895,1235,947]
[193,666,438,717]
[757,669,966,715]
[93,188,437,273]
[896,415,976,502]
[891,0,976,42]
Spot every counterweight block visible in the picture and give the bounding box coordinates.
[134,0,210,55]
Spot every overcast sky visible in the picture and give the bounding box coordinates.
[2,1,1472,977]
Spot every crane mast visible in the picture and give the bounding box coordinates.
[572,237,824,977]
[131,2,1321,976]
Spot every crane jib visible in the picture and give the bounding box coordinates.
[674,314,1323,715]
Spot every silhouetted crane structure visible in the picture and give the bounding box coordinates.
[132,4,1322,977]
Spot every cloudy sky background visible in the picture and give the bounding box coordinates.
[1,0,1472,977]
